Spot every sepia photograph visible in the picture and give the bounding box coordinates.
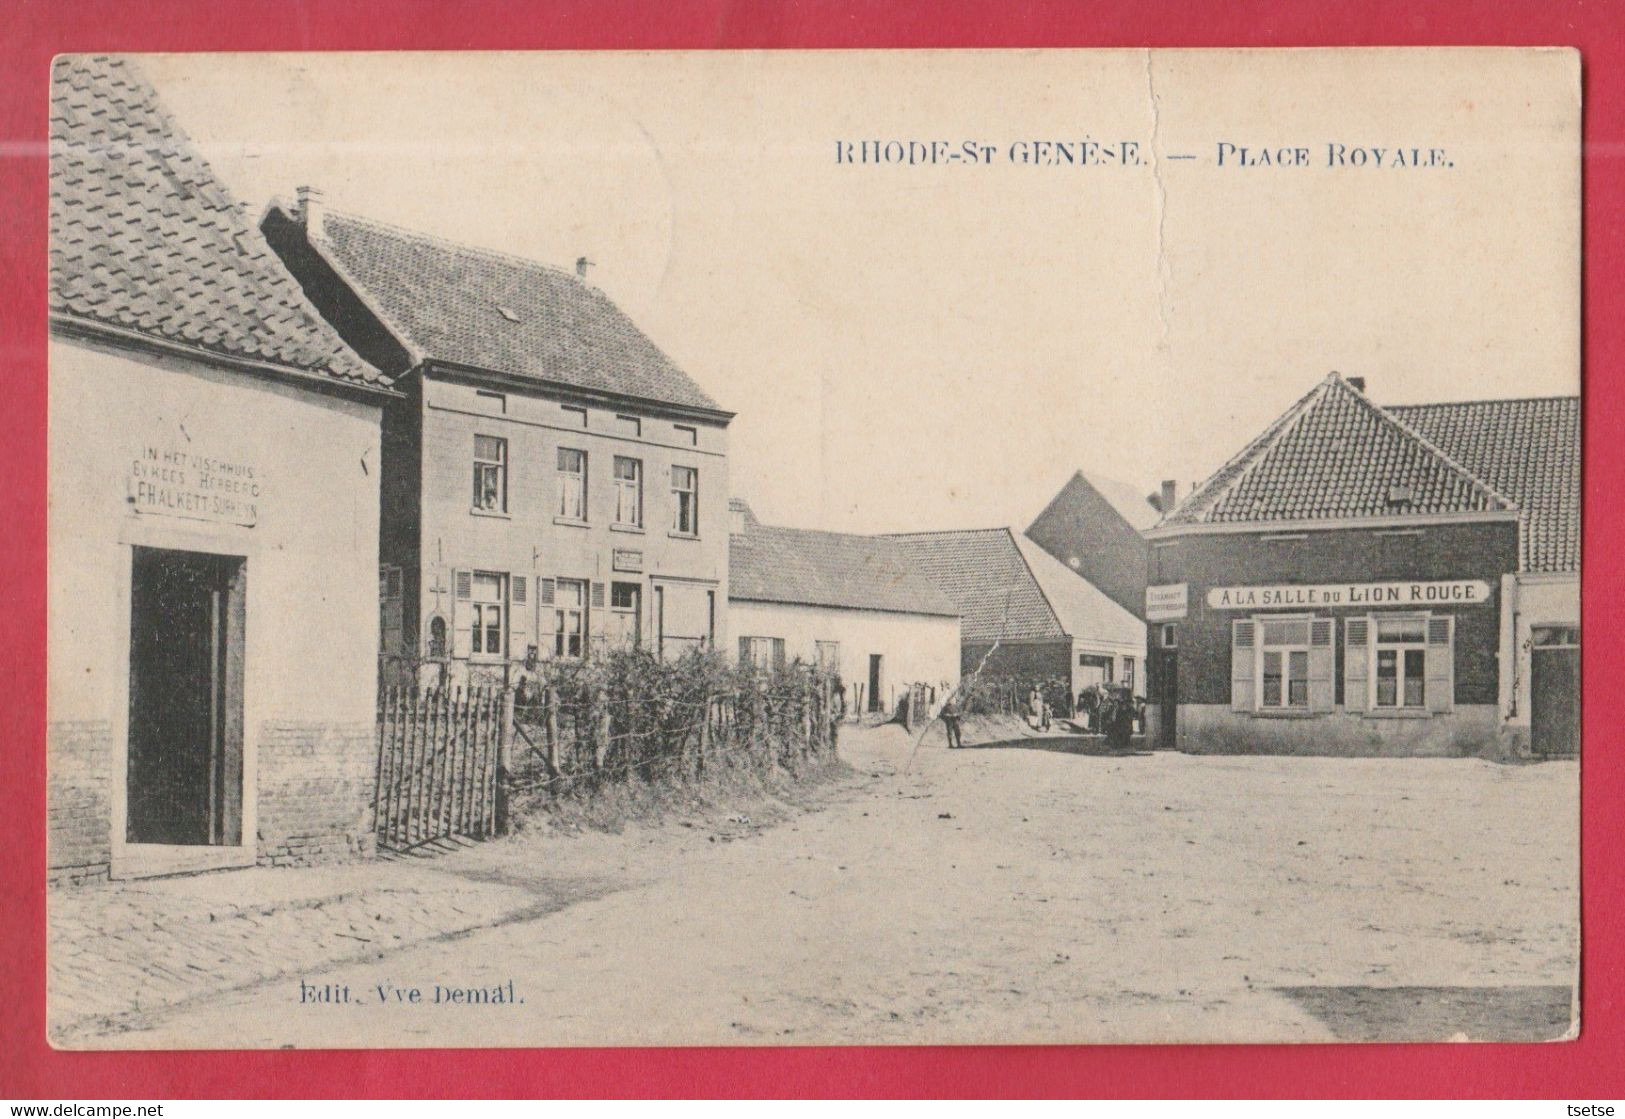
[44,47,1580,1050]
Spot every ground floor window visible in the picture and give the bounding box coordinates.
[469,571,507,657]
[815,640,841,673]
[739,636,784,669]
[554,579,586,658]
[1122,656,1136,691]
[1374,617,1427,708]
[1259,618,1311,709]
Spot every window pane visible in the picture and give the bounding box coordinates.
[1262,620,1310,646]
[1262,650,1282,707]
[1404,649,1426,707]
[1377,618,1426,643]
[558,448,583,472]
[614,457,638,480]
[1376,648,1398,706]
[1288,650,1308,707]
[475,435,503,462]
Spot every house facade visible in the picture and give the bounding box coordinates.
[728,502,960,713]
[264,200,732,683]
[1142,373,1579,758]
[48,57,394,884]
[887,528,1145,711]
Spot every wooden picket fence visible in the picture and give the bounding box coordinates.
[374,685,507,853]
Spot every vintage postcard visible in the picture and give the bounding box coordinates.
[46,48,1580,1048]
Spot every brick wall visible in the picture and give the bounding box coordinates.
[1027,474,1150,619]
[47,721,114,887]
[255,721,378,866]
[1147,520,1518,707]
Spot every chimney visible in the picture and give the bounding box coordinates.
[1346,375,1366,394]
[576,256,593,280]
[729,505,747,535]
[295,185,326,238]
[1159,479,1178,513]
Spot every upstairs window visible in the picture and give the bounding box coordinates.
[672,465,699,535]
[613,456,643,527]
[472,435,507,513]
[556,447,587,521]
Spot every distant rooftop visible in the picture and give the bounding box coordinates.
[729,512,958,618]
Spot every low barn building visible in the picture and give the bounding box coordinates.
[886,528,1146,711]
[1142,373,1579,758]
[48,57,394,884]
[728,502,960,714]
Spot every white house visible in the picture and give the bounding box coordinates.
[727,502,961,715]
[48,56,394,883]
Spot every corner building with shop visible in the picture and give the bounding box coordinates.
[1142,374,1578,759]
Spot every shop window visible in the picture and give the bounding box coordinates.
[472,435,507,513]
[556,447,587,521]
[1532,625,1579,647]
[553,579,586,658]
[1234,616,1333,714]
[1345,614,1453,715]
[613,456,643,527]
[1374,617,1427,708]
[1259,619,1311,709]
[672,465,699,535]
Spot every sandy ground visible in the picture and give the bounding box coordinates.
[62,722,1579,1048]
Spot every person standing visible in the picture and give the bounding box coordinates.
[941,693,963,750]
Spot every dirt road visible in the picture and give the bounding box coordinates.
[64,724,1578,1047]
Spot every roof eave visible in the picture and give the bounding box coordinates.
[51,312,400,403]
[423,359,735,424]
[1142,508,1523,541]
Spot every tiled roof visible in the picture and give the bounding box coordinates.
[1161,374,1516,528]
[885,529,1066,643]
[1390,397,1580,573]
[49,56,384,388]
[296,209,724,413]
[730,518,958,618]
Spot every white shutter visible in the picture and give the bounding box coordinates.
[588,581,608,655]
[1308,618,1335,712]
[451,568,473,659]
[1426,615,1454,714]
[1344,617,1370,713]
[508,574,530,661]
[1231,619,1256,712]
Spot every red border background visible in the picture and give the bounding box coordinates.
[2,0,1620,1100]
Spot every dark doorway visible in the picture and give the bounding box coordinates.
[1153,648,1178,750]
[128,546,246,846]
[1531,627,1579,758]
[868,654,884,713]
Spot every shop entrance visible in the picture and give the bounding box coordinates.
[127,546,245,846]
[1152,648,1178,749]
[1530,626,1579,758]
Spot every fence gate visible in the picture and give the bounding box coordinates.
[375,686,505,852]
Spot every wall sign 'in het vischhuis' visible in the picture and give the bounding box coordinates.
[127,444,261,528]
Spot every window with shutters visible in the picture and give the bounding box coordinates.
[1258,617,1312,709]
[472,435,507,513]
[613,456,643,527]
[468,571,507,658]
[1374,616,1428,709]
[738,636,778,668]
[553,579,586,659]
[815,641,841,673]
[556,447,587,521]
[671,465,699,536]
